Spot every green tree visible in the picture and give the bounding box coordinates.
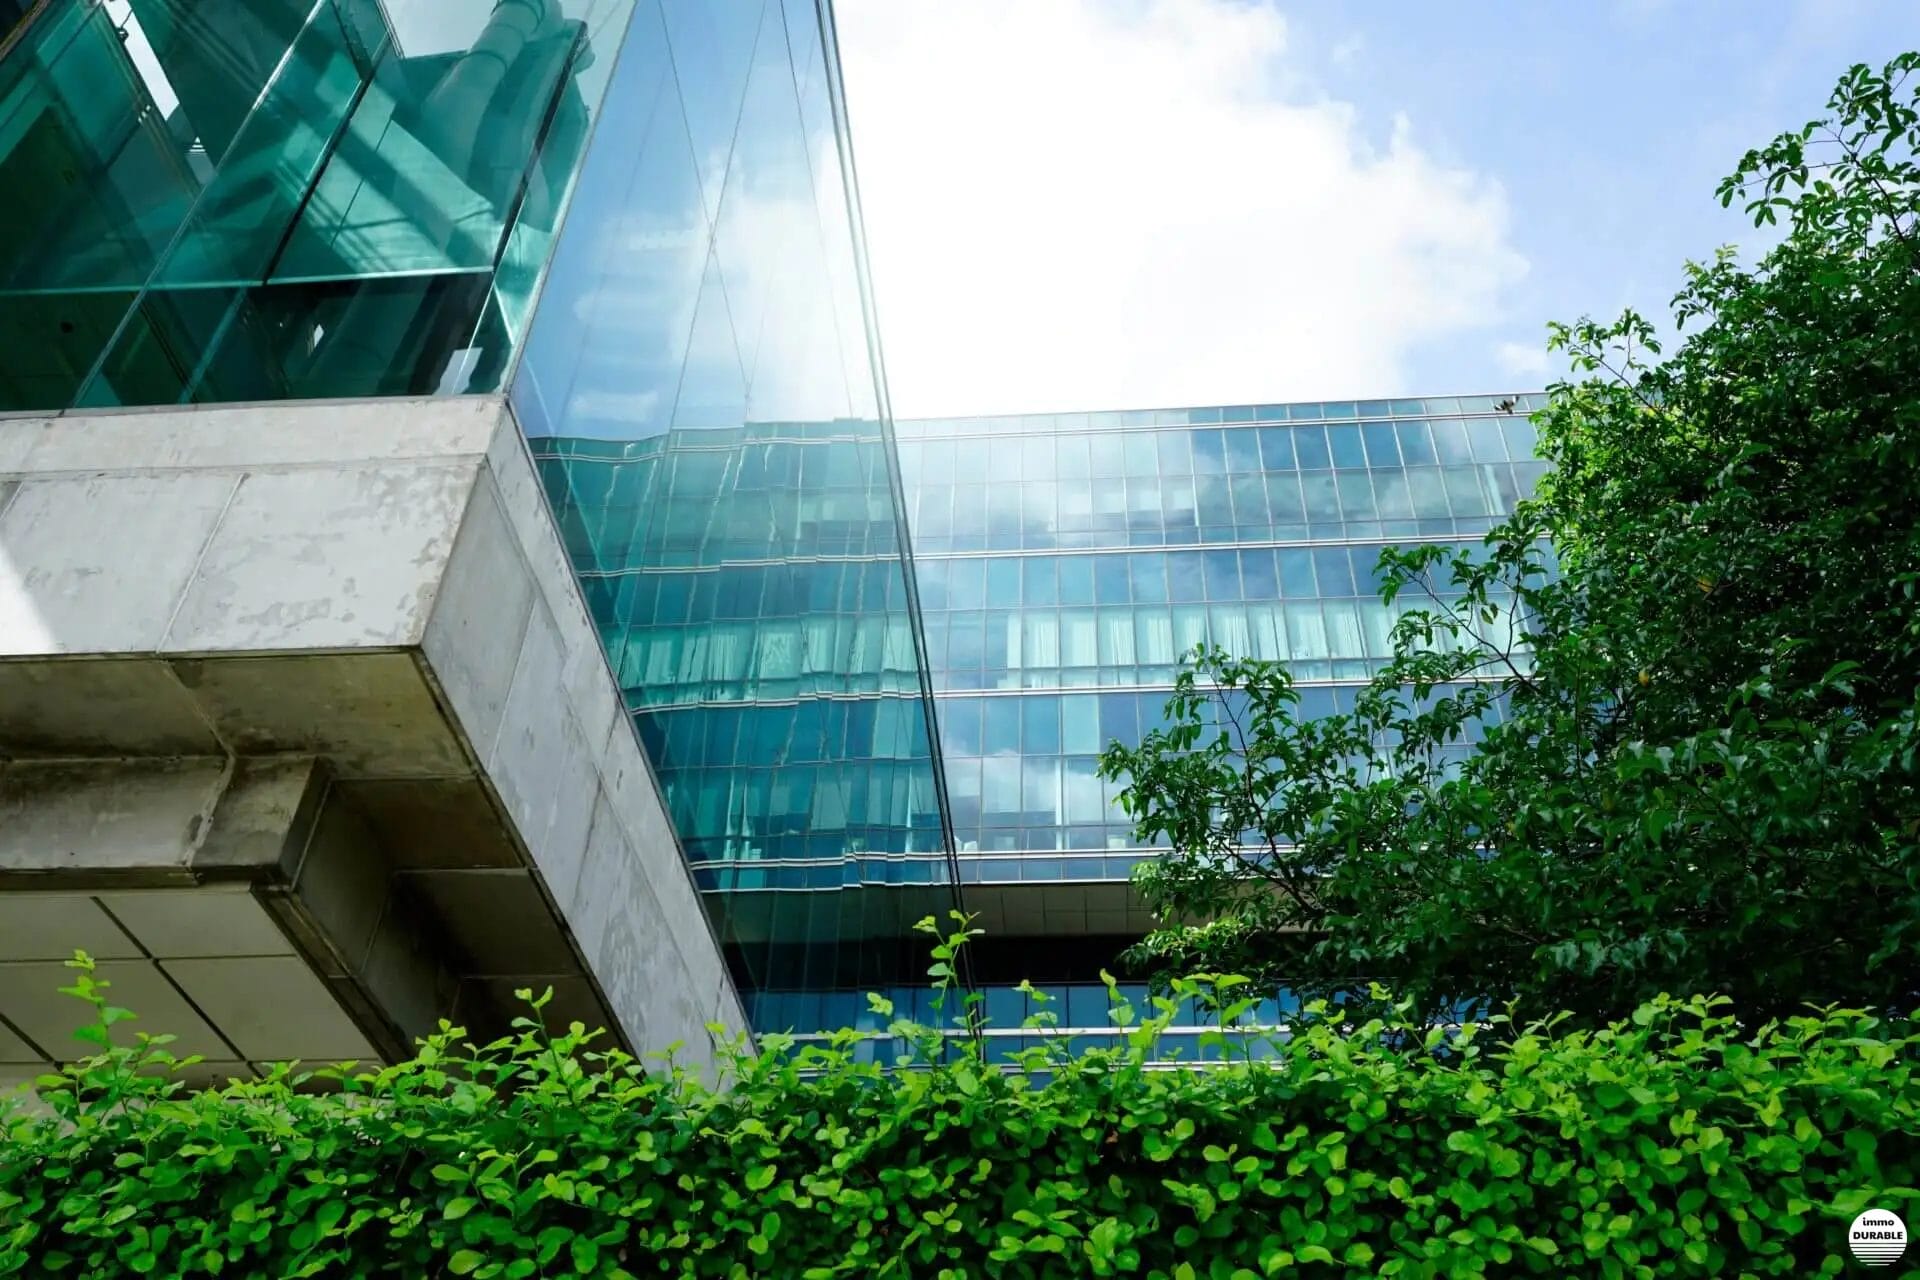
[1100,54,1920,1025]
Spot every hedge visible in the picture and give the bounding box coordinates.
[2,935,1917,1279]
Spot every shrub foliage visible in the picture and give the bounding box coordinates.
[3,943,1916,1278]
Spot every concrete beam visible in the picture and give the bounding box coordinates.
[0,395,745,1073]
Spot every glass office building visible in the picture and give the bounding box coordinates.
[0,0,958,1025]
[542,393,1549,1048]
[0,0,1545,1055]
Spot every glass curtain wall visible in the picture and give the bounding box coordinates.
[0,0,633,410]
[897,395,1547,890]
[512,0,958,1016]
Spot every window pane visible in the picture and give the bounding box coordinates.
[1190,429,1228,473]
[1203,550,1241,600]
[1466,418,1509,462]
[1098,691,1139,745]
[1124,431,1159,477]
[1431,418,1474,464]
[1023,695,1061,753]
[1361,421,1401,468]
[1061,609,1099,666]
[1336,471,1377,521]
[1395,420,1437,466]
[1277,548,1317,596]
[983,697,1021,755]
[1327,425,1367,469]
[1297,426,1328,470]
[1098,609,1136,664]
[1157,429,1192,473]
[939,699,982,756]
[1257,426,1294,471]
[1444,466,1490,516]
[1285,604,1329,658]
[1168,551,1207,603]
[1313,547,1355,596]
[1239,548,1278,599]
[1022,556,1058,605]
[1129,552,1169,603]
[1407,468,1451,518]
[1264,472,1305,522]
[1062,694,1102,753]
[1224,429,1262,473]
[986,557,1021,607]
[1058,557,1096,605]
[1301,472,1340,521]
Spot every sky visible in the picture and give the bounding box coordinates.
[834,0,1920,417]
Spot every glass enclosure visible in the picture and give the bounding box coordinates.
[897,396,1548,889]
[0,0,630,410]
[511,0,960,1004]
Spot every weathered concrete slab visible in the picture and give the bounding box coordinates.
[0,396,745,1072]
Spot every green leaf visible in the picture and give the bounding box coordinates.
[449,1252,484,1276]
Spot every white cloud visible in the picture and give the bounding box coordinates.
[1494,339,1550,379]
[836,0,1528,417]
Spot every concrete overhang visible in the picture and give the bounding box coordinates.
[0,396,746,1083]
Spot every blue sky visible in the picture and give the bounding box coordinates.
[837,0,1920,415]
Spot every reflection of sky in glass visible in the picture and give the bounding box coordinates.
[513,0,956,1005]
[514,0,874,440]
[891,400,1544,868]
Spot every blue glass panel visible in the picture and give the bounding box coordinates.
[1167,551,1206,603]
[1277,548,1317,596]
[1466,417,1510,462]
[1293,424,1331,469]
[983,698,1020,755]
[1058,556,1096,606]
[1395,420,1437,466]
[1129,552,1168,603]
[1223,428,1262,474]
[1061,695,1101,754]
[657,0,763,222]
[1203,550,1241,600]
[1327,424,1366,469]
[1023,556,1058,606]
[939,698,982,757]
[1256,426,1294,471]
[1190,428,1227,473]
[985,557,1022,608]
[1239,547,1278,599]
[1431,418,1474,463]
[1099,692,1139,746]
[1360,421,1401,468]
[1022,696,1061,754]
